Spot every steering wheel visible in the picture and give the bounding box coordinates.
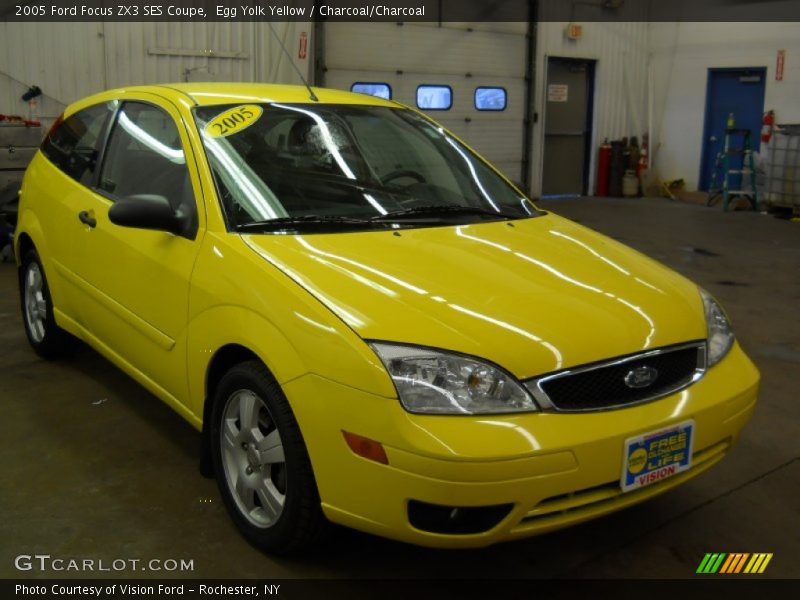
[380,169,427,186]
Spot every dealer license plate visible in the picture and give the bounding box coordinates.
[621,420,694,492]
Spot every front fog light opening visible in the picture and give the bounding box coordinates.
[407,500,514,535]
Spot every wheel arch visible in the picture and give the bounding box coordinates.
[204,344,261,411]
[194,314,304,477]
[200,344,262,477]
[13,208,48,267]
[188,306,308,417]
[15,231,35,264]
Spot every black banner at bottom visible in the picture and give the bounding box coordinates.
[4,579,800,600]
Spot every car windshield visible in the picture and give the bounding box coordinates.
[193,103,540,233]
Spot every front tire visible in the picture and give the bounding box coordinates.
[19,248,73,359]
[210,360,327,554]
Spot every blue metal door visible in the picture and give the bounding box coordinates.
[699,68,766,191]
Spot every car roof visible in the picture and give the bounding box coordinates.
[66,82,399,115]
[166,83,398,107]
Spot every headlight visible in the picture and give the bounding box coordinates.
[701,289,735,367]
[369,342,537,414]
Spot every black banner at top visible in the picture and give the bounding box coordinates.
[3,0,800,22]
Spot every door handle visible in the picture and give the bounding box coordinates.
[78,210,97,228]
[710,135,718,142]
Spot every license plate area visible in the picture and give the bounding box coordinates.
[621,420,694,492]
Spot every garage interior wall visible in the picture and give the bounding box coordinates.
[650,22,800,190]
[0,21,311,131]
[530,21,649,197]
[3,17,800,198]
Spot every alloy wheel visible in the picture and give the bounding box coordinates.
[220,389,287,528]
[23,262,47,343]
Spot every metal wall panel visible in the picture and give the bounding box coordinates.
[102,21,261,87]
[326,22,526,78]
[0,22,105,129]
[416,22,528,35]
[0,20,311,136]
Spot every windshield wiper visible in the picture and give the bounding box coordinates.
[237,214,380,232]
[319,177,413,198]
[370,205,515,222]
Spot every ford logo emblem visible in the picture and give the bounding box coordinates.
[624,365,659,389]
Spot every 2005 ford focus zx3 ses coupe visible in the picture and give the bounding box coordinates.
[15,83,759,553]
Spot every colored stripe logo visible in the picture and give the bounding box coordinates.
[696,552,773,574]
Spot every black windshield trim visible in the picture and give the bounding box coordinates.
[236,214,544,235]
[370,204,517,223]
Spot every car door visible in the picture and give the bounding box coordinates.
[70,94,205,407]
[29,101,116,323]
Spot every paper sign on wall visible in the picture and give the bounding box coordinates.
[548,84,569,102]
[776,49,785,81]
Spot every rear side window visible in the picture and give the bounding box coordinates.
[41,102,114,184]
[416,85,453,110]
[351,83,392,99]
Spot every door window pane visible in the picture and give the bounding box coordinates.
[475,87,507,111]
[41,102,114,184]
[99,102,190,212]
[416,85,453,110]
[351,83,392,99]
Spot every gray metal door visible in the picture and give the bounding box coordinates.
[542,58,594,196]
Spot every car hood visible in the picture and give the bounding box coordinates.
[242,213,706,378]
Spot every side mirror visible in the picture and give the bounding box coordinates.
[108,194,188,237]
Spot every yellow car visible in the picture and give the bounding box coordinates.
[15,83,759,553]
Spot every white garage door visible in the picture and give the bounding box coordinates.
[322,22,529,185]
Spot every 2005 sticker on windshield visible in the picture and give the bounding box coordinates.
[205,105,263,138]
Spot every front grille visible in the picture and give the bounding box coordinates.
[526,342,705,412]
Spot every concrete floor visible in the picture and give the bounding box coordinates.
[1,197,798,579]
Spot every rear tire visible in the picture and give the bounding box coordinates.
[19,248,73,359]
[210,360,328,554]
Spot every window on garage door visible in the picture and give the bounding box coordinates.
[351,83,392,99]
[416,85,453,110]
[475,87,507,111]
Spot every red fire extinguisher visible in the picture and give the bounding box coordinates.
[596,139,611,197]
[761,110,775,144]
[637,134,649,179]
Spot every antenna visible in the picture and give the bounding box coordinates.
[267,22,319,102]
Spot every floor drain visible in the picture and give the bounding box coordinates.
[681,246,721,257]
[716,280,749,287]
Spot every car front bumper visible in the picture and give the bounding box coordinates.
[285,342,759,548]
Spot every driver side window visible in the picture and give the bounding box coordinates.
[99,102,193,217]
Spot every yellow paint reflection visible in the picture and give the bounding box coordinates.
[449,303,563,369]
[294,311,337,333]
[475,419,541,451]
[458,226,657,348]
[296,237,428,295]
